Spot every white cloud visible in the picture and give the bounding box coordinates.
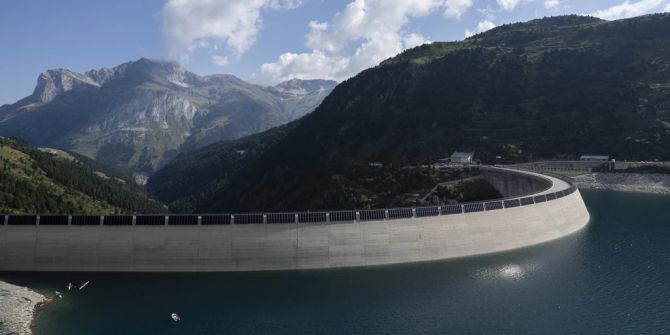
[444,0,474,18]
[665,3,670,11]
[260,0,451,83]
[162,0,301,64]
[591,0,664,20]
[544,0,561,9]
[211,54,229,66]
[403,33,431,49]
[260,51,350,81]
[465,20,497,38]
[308,20,328,31]
[497,0,522,11]
[268,0,302,10]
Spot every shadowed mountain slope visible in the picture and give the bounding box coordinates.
[150,14,670,212]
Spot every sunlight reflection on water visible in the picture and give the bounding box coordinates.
[4,191,669,335]
[473,260,544,281]
[499,264,524,279]
[473,263,526,281]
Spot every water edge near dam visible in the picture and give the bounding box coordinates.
[0,167,589,272]
[1,190,669,334]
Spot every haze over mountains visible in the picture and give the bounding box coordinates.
[149,14,670,213]
[0,58,336,176]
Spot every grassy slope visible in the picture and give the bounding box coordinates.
[0,137,166,214]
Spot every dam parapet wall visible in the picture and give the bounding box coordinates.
[0,167,590,272]
[479,166,552,197]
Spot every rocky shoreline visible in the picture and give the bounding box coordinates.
[574,173,670,194]
[0,281,45,335]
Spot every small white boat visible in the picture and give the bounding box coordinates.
[67,283,73,291]
[171,313,181,322]
[79,281,90,291]
[55,291,63,299]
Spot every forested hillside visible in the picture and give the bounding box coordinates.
[150,14,670,212]
[0,137,166,214]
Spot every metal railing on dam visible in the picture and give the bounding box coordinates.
[1,166,577,227]
[0,166,590,272]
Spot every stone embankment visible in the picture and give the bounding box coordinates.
[0,281,44,335]
[575,173,670,194]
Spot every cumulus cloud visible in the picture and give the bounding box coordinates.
[211,54,229,66]
[260,0,460,83]
[261,51,350,81]
[268,0,302,10]
[497,0,522,11]
[403,33,431,49]
[163,0,301,63]
[444,0,474,18]
[591,0,664,20]
[544,0,561,9]
[465,19,497,38]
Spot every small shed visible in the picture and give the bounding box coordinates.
[580,155,610,162]
[449,151,474,164]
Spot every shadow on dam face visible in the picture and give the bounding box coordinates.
[0,167,590,272]
[479,167,553,198]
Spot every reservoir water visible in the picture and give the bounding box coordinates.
[2,190,670,334]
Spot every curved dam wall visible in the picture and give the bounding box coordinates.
[0,167,590,272]
[479,167,552,197]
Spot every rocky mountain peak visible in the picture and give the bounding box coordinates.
[1,58,336,174]
[126,57,184,76]
[30,68,99,106]
[86,58,194,87]
[271,79,338,97]
[202,73,246,85]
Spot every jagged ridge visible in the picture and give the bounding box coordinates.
[0,58,337,176]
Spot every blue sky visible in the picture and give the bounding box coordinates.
[1,0,669,105]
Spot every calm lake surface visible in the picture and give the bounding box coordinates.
[2,190,670,334]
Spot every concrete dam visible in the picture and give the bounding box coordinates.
[0,167,590,272]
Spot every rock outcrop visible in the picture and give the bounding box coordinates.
[0,281,45,335]
[575,173,670,194]
[0,58,337,175]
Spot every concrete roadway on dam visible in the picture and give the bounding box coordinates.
[493,166,572,195]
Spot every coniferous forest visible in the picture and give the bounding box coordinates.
[149,14,670,212]
[0,137,166,214]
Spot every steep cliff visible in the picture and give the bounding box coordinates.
[0,58,336,175]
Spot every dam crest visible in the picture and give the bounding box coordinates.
[0,166,590,272]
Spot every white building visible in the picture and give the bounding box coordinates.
[450,151,474,164]
[580,155,610,162]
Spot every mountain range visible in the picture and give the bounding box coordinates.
[148,14,670,212]
[0,58,336,177]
